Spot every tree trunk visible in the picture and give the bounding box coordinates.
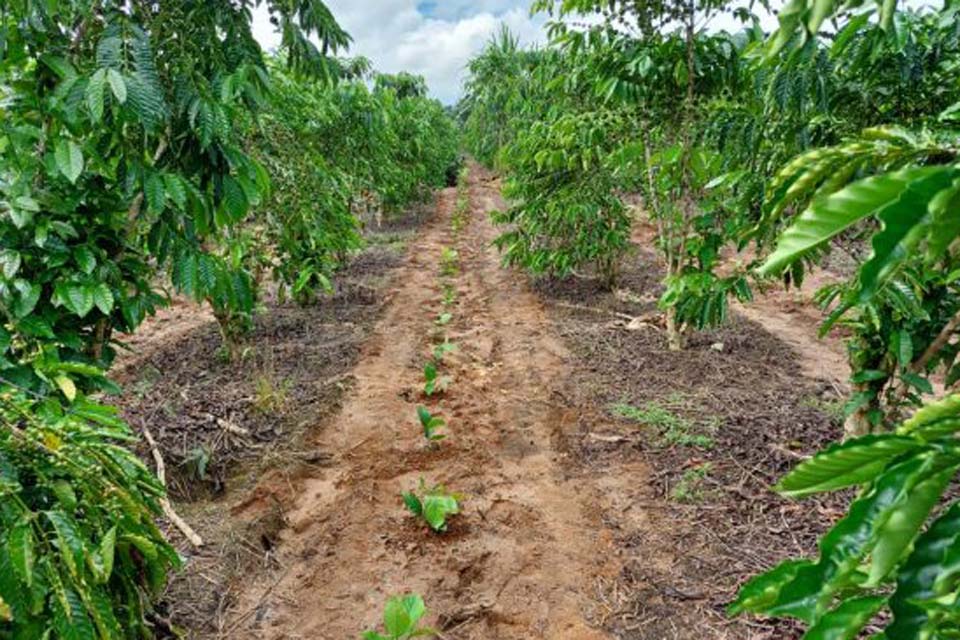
[844,381,875,439]
[666,305,684,351]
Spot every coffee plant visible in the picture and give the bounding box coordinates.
[362,594,435,640]
[0,0,459,635]
[422,361,450,397]
[402,480,462,533]
[462,0,960,636]
[417,406,446,444]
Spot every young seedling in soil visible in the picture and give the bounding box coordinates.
[441,283,457,307]
[431,340,457,363]
[440,248,459,277]
[362,594,435,639]
[417,406,446,443]
[423,361,451,396]
[435,312,453,327]
[402,479,463,532]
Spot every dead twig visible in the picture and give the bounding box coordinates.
[142,426,204,548]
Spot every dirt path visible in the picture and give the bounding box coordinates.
[225,167,619,638]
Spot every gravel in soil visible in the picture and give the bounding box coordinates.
[535,258,849,639]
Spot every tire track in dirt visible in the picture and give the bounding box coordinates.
[225,166,620,639]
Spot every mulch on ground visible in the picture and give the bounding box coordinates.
[536,255,848,640]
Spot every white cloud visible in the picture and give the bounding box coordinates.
[252,1,546,104]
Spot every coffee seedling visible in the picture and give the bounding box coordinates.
[441,284,457,307]
[402,479,463,532]
[362,594,435,639]
[440,248,459,277]
[435,312,453,327]
[417,406,446,443]
[432,340,457,363]
[423,361,451,396]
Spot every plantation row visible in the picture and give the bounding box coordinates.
[459,0,960,637]
[0,3,458,638]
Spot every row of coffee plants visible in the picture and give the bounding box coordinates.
[462,0,960,636]
[365,167,476,639]
[0,2,458,636]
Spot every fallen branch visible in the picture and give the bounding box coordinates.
[142,426,204,548]
[556,301,657,325]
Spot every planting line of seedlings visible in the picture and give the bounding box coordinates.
[368,167,475,638]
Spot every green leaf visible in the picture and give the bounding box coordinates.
[401,594,426,626]
[144,172,166,214]
[900,372,934,396]
[12,281,41,318]
[402,492,423,517]
[0,249,21,279]
[221,176,249,222]
[888,504,960,637]
[802,596,885,640]
[55,140,84,184]
[766,456,932,622]
[730,559,814,615]
[422,494,459,532]
[65,283,95,318]
[45,511,86,579]
[417,406,432,428]
[896,330,914,369]
[8,523,35,588]
[98,527,117,583]
[74,246,96,275]
[92,283,114,315]
[760,167,950,278]
[776,435,920,497]
[85,69,107,122]
[55,375,77,402]
[52,584,95,640]
[106,68,126,103]
[850,369,888,384]
[163,174,188,209]
[87,586,123,639]
[383,596,414,636]
[857,170,957,301]
[867,464,959,586]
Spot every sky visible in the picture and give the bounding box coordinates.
[251,1,778,105]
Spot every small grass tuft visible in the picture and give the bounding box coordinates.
[611,397,718,449]
[671,463,714,503]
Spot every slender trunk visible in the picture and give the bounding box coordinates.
[666,305,684,351]
[844,381,875,439]
[90,318,112,364]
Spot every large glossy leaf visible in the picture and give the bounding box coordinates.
[767,456,932,622]
[803,596,886,640]
[867,464,959,586]
[760,167,949,278]
[857,168,958,301]
[887,503,960,637]
[383,596,414,636]
[899,395,960,440]
[85,69,106,122]
[776,435,920,497]
[54,140,84,184]
[729,559,814,615]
